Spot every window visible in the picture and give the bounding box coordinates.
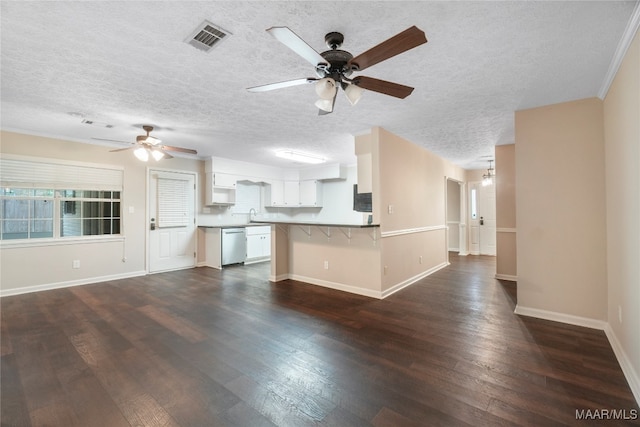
[59,190,121,237]
[0,155,123,242]
[1,188,54,240]
[470,188,478,220]
[0,188,121,240]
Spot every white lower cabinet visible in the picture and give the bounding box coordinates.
[245,226,271,262]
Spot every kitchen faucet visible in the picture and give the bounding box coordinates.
[249,208,257,220]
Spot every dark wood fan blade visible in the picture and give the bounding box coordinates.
[353,76,415,99]
[160,145,197,155]
[109,146,134,152]
[93,137,132,144]
[247,78,317,92]
[267,27,328,67]
[159,150,173,159]
[348,26,427,71]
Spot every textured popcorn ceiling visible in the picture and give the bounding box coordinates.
[0,1,636,169]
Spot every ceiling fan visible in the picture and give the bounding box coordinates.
[93,125,197,161]
[247,26,428,114]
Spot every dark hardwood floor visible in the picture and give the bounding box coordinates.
[2,254,638,426]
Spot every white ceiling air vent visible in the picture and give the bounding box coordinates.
[186,21,230,53]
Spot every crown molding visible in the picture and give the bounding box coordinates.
[598,1,640,99]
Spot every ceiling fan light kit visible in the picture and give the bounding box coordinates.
[344,83,364,106]
[97,125,197,161]
[315,77,337,100]
[247,25,427,114]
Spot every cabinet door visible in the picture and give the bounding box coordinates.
[246,234,263,259]
[299,180,322,206]
[261,232,271,257]
[266,180,285,206]
[283,181,300,206]
[213,173,237,188]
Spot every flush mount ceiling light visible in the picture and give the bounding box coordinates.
[275,150,325,164]
[482,160,495,186]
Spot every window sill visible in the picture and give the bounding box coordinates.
[0,235,125,249]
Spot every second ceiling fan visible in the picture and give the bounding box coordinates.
[247,25,428,114]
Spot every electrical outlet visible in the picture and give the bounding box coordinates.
[419,256,423,264]
[618,305,622,324]
[388,204,394,214]
[72,260,80,269]
[324,261,329,270]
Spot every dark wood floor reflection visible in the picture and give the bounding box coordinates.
[2,254,638,426]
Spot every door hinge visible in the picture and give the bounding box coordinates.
[194,251,196,258]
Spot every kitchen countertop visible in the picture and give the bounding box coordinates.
[249,220,379,228]
[198,223,269,229]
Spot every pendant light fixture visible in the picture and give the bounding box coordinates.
[482,160,495,186]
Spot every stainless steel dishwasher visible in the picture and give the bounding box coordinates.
[221,228,247,265]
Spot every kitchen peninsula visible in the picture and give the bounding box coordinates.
[249,219,383,298]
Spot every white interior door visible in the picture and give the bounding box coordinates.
[149,170,196,273]
[479,180,497,256]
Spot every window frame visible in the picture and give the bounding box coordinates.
[0,155,124,248]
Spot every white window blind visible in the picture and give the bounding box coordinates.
[0,156,123,190]
[157,177,189,228]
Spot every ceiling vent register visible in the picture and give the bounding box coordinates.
[186,21,230,52]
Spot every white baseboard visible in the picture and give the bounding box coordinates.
[514,305,639,406]
[381,262,449,299]
[605,324,640,406]
[287,274,382,299]
[495,274,518,282]
[280,262,449,300]
[244,257,270,265]
[514,305,607,330]
[0,270,147,297]
[269,273,291,282]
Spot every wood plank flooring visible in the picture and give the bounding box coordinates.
[2,254,638,426]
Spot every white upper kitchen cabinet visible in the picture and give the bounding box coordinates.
[299,180,322,207]
[205,172,236,205]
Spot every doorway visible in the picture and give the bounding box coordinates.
[446,178,463,253]
[148,169,197,273]
[469,180,496,256]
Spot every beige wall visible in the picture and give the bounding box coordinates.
[0,131,202,294]
[282,127,466,297]
[374,127,466,293]
[603,30,639,399]
[495,144,516,278]
[515,98,607,320]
